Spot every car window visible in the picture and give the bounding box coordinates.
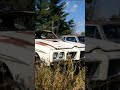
[102,24,120,43]
[0,12,35,31]
[78,36,85,42]
[66,37,77,42]
[103,24,120,39]
[85,25,101,39]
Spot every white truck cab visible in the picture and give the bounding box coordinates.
[61,35,85,59]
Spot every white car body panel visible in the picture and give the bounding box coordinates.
[61,35,85,59]
[35,31,80,66]
[65,41,85,51]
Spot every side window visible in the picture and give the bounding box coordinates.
[78,36,85,42]
[35,33,41,39]
[66,37,77,42]
[85,25,101,39]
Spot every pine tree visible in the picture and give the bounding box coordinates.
[36,0,74,35]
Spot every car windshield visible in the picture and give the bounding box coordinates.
[0,11,35,31]
[103,24,120,43]
[35,31,58,39]
[78,36,85,43]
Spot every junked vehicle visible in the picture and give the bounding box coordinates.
[0,32,35,90]
[85,21,120,89]
[61,35,85,43]
[35,30,81,66]
[0,11,35,90]
[61,35,85,59]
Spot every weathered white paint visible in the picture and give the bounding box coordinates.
[35,34,81,66]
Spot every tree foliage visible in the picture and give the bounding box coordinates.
[36,0,74,35]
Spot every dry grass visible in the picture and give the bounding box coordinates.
[35,60,85,90]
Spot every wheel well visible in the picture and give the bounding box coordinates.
[0,62,14,84]
[35,52,40,61]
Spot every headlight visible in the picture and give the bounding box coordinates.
[53,52,58,59]
[59,52,64,58]
[53,52,65,59]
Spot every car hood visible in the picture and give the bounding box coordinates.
[35,39,78,49]
[65,41,85,48]
[86,37,120,52]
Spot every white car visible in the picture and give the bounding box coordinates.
[35,30,81,66]
[61,35,85,59]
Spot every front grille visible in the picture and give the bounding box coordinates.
[67,52,77,59]
[86,62,100,78]
[80,51,85,58]
[108,59,120,77]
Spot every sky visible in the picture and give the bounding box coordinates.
[35,0,85,34]
[62,0,85,33]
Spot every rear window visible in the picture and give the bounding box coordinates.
[66,37,77,42]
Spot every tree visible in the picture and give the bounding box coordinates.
[36,0,75,35]
[85,0,96,21]
[81,32,85,35]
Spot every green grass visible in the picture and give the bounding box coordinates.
[35,60,85,90]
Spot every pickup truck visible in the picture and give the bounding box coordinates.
[35,30,81,66]
[85,21,120,89]
[61,35,85,59]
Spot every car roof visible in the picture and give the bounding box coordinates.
[62,34,84,37]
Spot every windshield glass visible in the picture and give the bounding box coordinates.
[0,12,35,31]
[35,31,58,39]
[103,24,120,42]
[78,36,85,43]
